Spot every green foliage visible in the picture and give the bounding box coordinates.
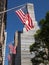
[45,11,49,21]
[34,11,49,49]
[30,43,35,52]
[39,19,46,27]
[36,11,49,49]
[30,11,49,65]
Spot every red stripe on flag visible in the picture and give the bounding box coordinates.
[28,14,34,28]
[16,9,25,24]
[13,46,16,54]
[16,9,34,31]
[18,10,25,23]
[25,25,30,31]
[24,14,32,31]
[19,9,25,18]
[9,44,13,53]
[8,55,11,61]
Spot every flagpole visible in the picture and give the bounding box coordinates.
[0,4,26,14]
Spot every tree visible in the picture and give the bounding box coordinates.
[39,12,49,49]
[30,11,49,65]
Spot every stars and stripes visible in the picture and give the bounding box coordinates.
[16,9,34,31]
[9,44,16,54]
[24,14,34,31]
[13,46,16,54]
[8,54,11,61]
[9,44,13,54]
[16,9,25,24]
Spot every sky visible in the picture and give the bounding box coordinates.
[5,0,49,65]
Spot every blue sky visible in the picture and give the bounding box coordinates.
[5,0,49,65]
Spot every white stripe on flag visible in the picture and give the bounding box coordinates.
[16,9,34,31]
[16,9,25,24]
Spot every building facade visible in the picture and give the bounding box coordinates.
[12,3,39,65]
[15,31,21,65]
[21,3,39,65]
[0,0,7,65]
[2,32,7,65]
[9,31,21,65]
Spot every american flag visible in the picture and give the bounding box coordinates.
[13,46,16,54]
[8,54,11,61]
[16,9,25,24]
[16,9,34,31]
[24,14,34,31]
[9,44,16,54]
[9,44,13,54]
